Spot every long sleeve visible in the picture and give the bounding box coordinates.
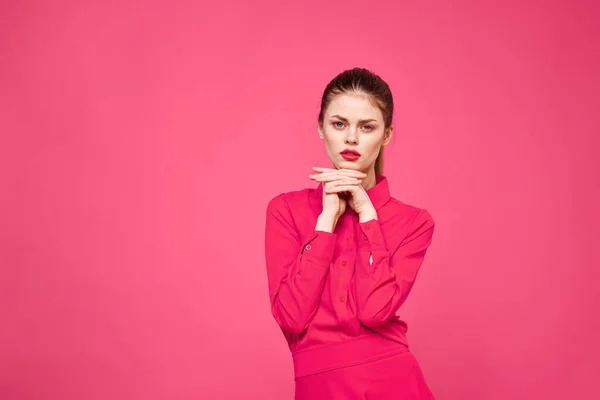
[264,194,337,335]
[353,209,435,328]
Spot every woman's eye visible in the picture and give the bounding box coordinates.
[362,125,374,131]
[333,121,345,129]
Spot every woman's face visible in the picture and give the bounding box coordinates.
[318,92,393,174]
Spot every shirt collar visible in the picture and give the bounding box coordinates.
[310,174,391,214]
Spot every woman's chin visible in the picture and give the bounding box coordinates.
[335,160,363,170]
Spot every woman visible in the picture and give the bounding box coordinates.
[264,67,436,399]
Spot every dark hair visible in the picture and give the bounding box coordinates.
[318,67,394,175]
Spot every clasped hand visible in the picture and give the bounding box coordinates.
[309,167,377,222]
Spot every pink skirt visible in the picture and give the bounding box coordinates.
[294,350,435,400]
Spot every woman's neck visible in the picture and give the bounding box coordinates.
[361,167,377,190]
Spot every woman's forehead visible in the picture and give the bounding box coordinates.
[326,94,383,121]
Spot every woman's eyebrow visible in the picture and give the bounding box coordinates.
[331,115,378,123]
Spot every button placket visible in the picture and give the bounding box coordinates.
[335,221,352,315]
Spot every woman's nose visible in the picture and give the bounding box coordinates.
[345,133,358,144]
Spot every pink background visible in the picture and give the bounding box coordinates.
[1,1,599,399]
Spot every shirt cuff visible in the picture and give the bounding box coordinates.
[302,231,337,262]
[355,219,387,252]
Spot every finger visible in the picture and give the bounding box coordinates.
[309,169,338,177]
[312,167,336,172]
[310,170,367,179]
[312,167,366,177]
[311,175,362,183]
[324,185,360,194]
[336,170,368,179]
[309,171,354,179]
[324,178,362,188]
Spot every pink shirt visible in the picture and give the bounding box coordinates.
[264,175,435,378]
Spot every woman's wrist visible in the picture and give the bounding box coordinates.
[316,212,338,233]
[358,208,378,223]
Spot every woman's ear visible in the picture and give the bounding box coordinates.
[383,125,394,146]
[318,125,325,140]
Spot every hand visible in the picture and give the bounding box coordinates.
[310,167,377,221]
[310,168,361,218]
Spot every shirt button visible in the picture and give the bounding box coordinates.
[346,236,352,241]
[339,296,345,302]
[305,245,311,251]
[341,260,347,266]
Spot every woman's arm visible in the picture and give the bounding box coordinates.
[353,209,435,328]
[264,194,337,335]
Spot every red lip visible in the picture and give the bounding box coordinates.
[340,149,361,161]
